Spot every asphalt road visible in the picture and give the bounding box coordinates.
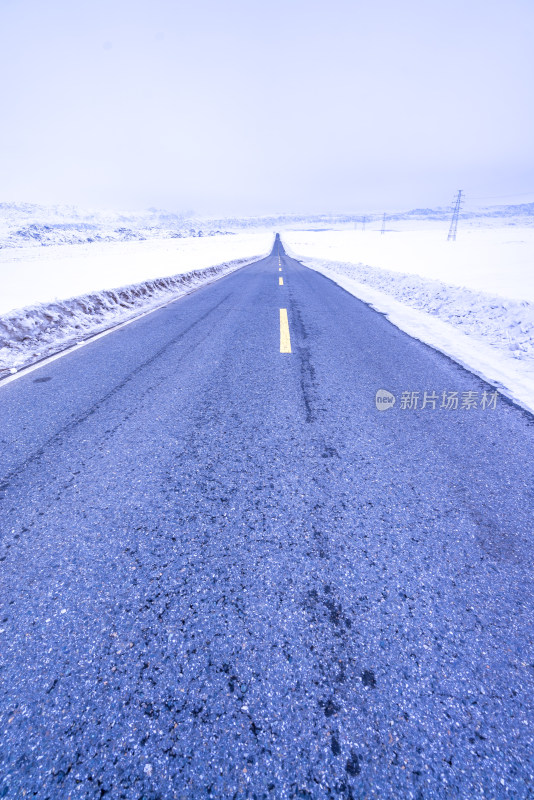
[1,235,533,799]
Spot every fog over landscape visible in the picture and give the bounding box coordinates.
[1,0,534,215]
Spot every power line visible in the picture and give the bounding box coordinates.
[468,190,534,201]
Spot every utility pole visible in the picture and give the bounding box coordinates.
[447,190,463,241]
[362,216,367,232]
[381,213,386,235]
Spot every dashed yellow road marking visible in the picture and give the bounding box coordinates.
[279,277,283,286]
[280,309,291,353]
[279,267,282,272]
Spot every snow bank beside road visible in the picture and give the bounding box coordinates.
[0,233,272,315]
[0,259,255,375]
[0,233,271,375]
[284,228,534,414]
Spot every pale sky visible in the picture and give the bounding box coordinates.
[1,0,533,216]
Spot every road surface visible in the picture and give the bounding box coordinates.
[1,236,533,799]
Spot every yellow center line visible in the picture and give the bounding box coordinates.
[279,267,282,272]
[280,309,291,353]
[279,277,283,285]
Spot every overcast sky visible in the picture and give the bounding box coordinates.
[1,0,533,216]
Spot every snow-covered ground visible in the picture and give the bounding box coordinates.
[284,224,534,414]
[0,233,273,314]
[0,233,272,375]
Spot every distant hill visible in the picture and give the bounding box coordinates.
[1,199,532,248]
[0,203,232,248]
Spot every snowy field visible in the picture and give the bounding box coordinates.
[284,223,534,414]
[0,233,272,375]
[0,233,273,314]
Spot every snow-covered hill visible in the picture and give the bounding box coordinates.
[0,203,232,248]
[1,199,533,250]
[208,202,534,230]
